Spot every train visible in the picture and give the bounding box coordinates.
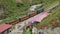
[0,6,44,34]
[6,4,44,25]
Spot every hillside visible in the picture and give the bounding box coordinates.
[0,0,59,24]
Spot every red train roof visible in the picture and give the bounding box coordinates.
[0,24,12,33]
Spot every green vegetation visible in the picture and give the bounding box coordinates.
[37,6,60,29]
[0,0,59,24]
[0,0,41,23]
[43,0,59,8]
[35,5,43,10]
[22,27,32,34]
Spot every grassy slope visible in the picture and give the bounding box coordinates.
[0,0,41,24]
[43,0,59,8]
[37,6,60,29]
[0,0,59,24]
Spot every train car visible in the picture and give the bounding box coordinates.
[30,4,44,14]
[8,18,19,25]
[8,7,44,25]
[36,8,44,14]
[20,15,29,22]
[29,12,37,18]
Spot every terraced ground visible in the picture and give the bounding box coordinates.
[37,6,60,29]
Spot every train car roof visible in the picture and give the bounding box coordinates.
[0,24,12,33]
